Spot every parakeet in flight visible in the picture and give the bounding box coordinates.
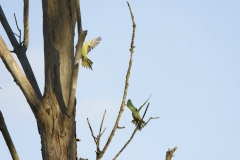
[81,37,101,70]
[126,95,151,130]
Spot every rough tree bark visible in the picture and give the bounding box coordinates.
[1,0,81,159]
[37,0,77,159]
[1,1,164,160]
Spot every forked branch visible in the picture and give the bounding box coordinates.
[0,4,42,99]
[0,37,40,113]
[87,110,107,158]
[0,111,20,160]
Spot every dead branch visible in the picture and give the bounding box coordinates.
[0,111,20,160]
[23,0,29,49]
[142,102,150,120]
[0,6,19,47]
[127,1,136,54]
[114,102,159,159]
[68,0,87,115]
[86,110,107,158]
[0,5,42,99]
[113,126,138,160]
[13,13,21,44]
[143,117,159,128]
[166,146,178,160]
[96,110,106,149]
[113,103,156,159]
[86,118,102,155]
[117,126,125,129]
[99,127,106,137]
[87,118,97,144]
[0,37,40,113]
[100,2,136,158]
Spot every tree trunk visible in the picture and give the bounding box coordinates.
[36,1,77,159]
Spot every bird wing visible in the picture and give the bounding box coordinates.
[138,95,151,112]
[126,99,137,112]
[87,37,102,54]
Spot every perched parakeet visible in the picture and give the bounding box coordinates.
[126,95,151,130]
[81,37,101,70]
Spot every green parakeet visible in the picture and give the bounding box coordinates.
[126,95,151,130]
[81,37,101,70]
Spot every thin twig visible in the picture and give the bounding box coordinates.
[96,110,106,149]
[86,118,97,144]
[166,146,178,160]
[144,117,159,127]
[0,111,20,160]
[86,118,101,154]
[142,102,150,121]
[99,128,106,137]
[13,33,20,38]
[13,13,21,44]
[0,6,19,47]
[117,126,125,129]
[127,1,136,54]
[101,2,136,158]
[23,0,29,49]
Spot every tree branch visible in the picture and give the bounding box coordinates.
[86,118,101,154]
[13,13,21,44]
[113,103,158,159]
[100,2,136,158]
[143,117,159,127]
[23,0,29,49]
[86,110,107,158]
[166,146,178,160]
[96,110,106,150]
[68,0,87,115]
[0,5,19,47]
[0,111,20,160]
[113,126,138,160]
[0,5,42,99]
[0,37,40,113]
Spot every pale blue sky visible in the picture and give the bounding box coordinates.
[1,0,240,159]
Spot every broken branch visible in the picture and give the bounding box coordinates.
[166,146,178,160]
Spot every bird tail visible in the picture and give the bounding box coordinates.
[81,57,93,70]
[132,119,145,131]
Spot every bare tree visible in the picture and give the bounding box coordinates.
[0,1,167,160]
[1,0,82,159]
